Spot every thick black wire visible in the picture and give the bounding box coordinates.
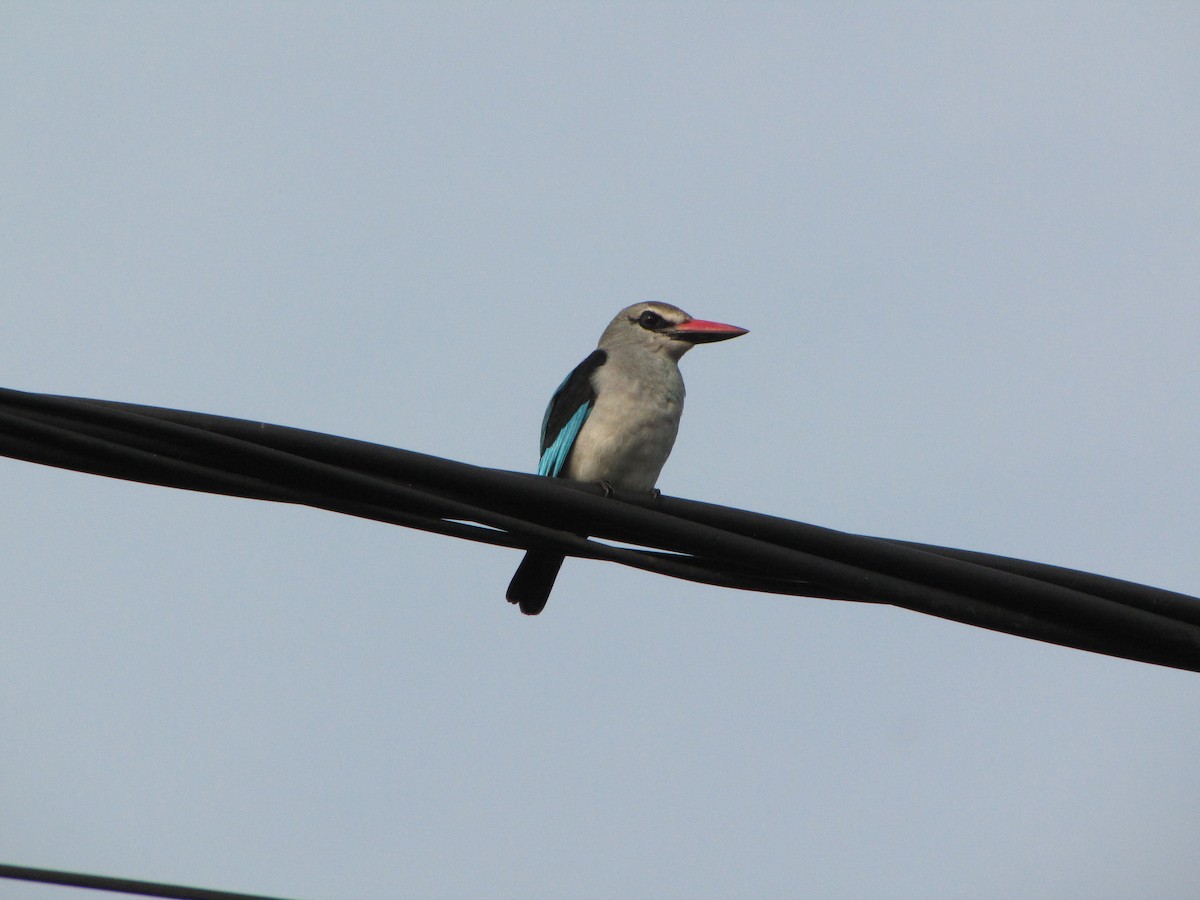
[2,386,1199,673]
[0,862,298,900]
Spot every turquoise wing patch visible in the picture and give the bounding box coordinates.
[538,401,590,478]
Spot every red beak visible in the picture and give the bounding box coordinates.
[670,318,749,344]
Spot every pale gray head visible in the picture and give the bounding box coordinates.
[597,301,748,361]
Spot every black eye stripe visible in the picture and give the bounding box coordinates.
[636,310,665,329]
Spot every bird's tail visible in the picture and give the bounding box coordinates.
[506,551,565,615]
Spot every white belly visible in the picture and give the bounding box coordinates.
[566,371,684,492]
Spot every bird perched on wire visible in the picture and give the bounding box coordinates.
[507,301,748,615]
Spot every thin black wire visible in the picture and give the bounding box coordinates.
[0,862,299,900]
[2,386,1199,673]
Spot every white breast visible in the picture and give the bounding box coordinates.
[566,352,686,492]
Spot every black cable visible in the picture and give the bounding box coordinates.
[2,386,1199,673]
[0,862,299,900]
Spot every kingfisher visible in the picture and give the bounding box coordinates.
[507,301,747,614]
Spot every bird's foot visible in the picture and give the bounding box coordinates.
[596,480,615,498]
[650,488,662,506]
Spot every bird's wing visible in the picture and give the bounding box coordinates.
[538,349,607,478]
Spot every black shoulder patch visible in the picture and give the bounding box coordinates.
[539,349,607,455]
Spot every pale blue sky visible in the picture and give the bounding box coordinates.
[3,3,1199,898]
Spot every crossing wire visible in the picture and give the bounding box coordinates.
[1,385,1198,674]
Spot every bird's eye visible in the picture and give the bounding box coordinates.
[637,310,664,329]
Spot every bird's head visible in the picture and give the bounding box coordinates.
[598,302,748,361]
